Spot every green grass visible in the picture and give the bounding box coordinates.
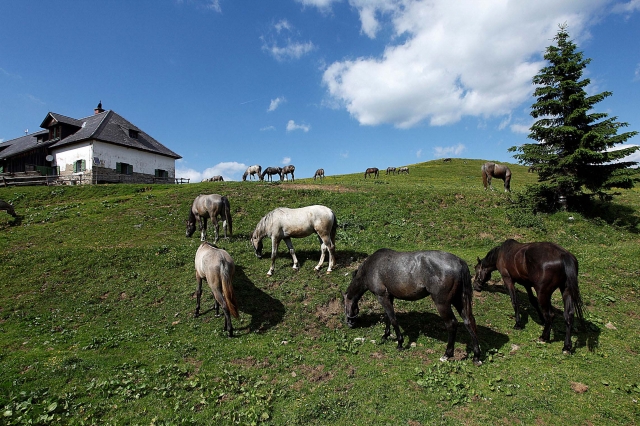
[1,159,639,425]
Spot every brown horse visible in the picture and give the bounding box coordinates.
[343,248,482,365]
[474,239,584,353]
[314,168,325,180]
[281,165,295,181]
[194,242,239,336]
[210,175,224,182]
[364,167,379,178]
[386,167,396,175]
[481,162,511,192]
[261,166,282,182]
[0,200,17,218]
[186,194,233,242]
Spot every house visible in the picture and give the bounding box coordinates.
[0,102,181,184]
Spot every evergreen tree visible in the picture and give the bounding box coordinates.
[509,24,638,210]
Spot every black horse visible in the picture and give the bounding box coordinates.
[343,248,482,366]
[261,167,282,182]
[474,239,584,353]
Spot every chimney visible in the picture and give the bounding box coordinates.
[94,101,105,115]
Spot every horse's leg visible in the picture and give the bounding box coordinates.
[435,302,458,361]
[502,275,523,329]
[525,286,544,321]
[267,237,280,276]
[283,237,299,271]
[199,217,207,242]
[211,216,220,243]
[537,290,555,344]
[194,275,203,317]
[452,297,482,365]
[561,284,575,353]
[314,235,327,271]
[487,175,494,191]
[210,281,232,337]
[377,295,403,349]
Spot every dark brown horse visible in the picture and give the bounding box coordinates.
[186,194,233,242]
[0,200,17,218]
[194,242,238,336]
[261,167,282,182]
[343,249,482,366]
[474,239,584,353]
[364,167,379,179]
[314,168,325,180]
[481,162,511,192]
[281,165,295,181]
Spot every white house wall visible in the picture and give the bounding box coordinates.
[52,142,93,172]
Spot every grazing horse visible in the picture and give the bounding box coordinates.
[481,162,511,192]
[281,165,295,181]
[474,239,584,353]
[314,168,325,180]
[186,194,233,243]
[242,165,262,181]
[343,249,482,366]
[364,168,379,179]
[0,200,17,218]
[398,167,409,174]
[386,167,396,175]
[194,242,239,336]
[210,175,224,182]
[442,158,452,163]
[251,205,337,276]
[261,167,282,182]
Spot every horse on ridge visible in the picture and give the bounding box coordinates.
[481,162,511,192]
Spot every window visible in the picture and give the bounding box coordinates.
[155,169,168,179]
[128,129,139,139]
[73,159,86,173]
[116,162,133,175]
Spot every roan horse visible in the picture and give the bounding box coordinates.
[251,205,337,276]
[364,167,379,179]
[481,162,511,192]
[343,249,482,365]
[313,168,325,180]
[386,167,396,175]
[209,175,224,182]
[242,165,262,181]
[281,165,295,181]
[474,239,584,353]
[194,242,239,337]
[398,166,409,174]
[186,194,233,243]
[261,167,282,182]
[0,200,17,218]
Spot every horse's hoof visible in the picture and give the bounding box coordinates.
[473,359,483,366]
[536,338,547,344]
[562,350,571,355]
[266,271,273,277]
[439,355,450,362]
[396,346,404,351]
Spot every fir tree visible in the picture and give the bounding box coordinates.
[509,24,638,210]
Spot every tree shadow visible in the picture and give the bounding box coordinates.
[252,247,369,274]
[580,200,639,234]
[233,265,285,334]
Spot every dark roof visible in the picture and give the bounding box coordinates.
[0,110,181,160]
[0,130,51,160]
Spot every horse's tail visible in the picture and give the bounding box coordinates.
[460,263,475,321]
[563,253,584,322]
[504,167,512,191]
[222,196,232,237]
[220,259,239,318]
[330,211,338,246]
[481,164,488,189]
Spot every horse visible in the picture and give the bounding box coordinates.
[386,167,396,175]
[242,165,262,181]
[186,194,233,243]
[442,158,452,163]
[209,175,224,182]
[398,167,409,174]
[261,167,282,182]
[251,205,337,276]
[343,249,482,366]
[313,168,325,181]
[0,200,17,218]
[473,239,584,353]
[364,167,379,179]
[481,162,511,192]
[194,242,239,337]
[281,165,295,181]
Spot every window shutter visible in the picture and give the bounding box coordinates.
[128,164,133,175]
[116,162,122,173]
[81,159,86,171]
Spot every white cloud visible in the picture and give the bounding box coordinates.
[612,0,640,13]
[635,63,640,81]
[281,157,292,164]
[260,125,276,131]
[510,123,531,134]
[434,143,465,158]
[340,151,349,158]
[416,148,422,158]
[268,97,286,112]
[262,20,315,61]
[323,0,609,129]
[295,0,340,10]
[286,120,310,132]
[608,144,640,166]
[176,161,247,182]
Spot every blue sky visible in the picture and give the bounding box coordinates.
[1,0,639,182]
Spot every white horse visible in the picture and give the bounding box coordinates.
[194,242,238,336]
[186,194,232,242]
[242,165,262,181]
[251,205,337,276]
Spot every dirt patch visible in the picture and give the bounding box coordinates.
[230,356,271,369]
[281,184,356,193]
[570,381,589,393]
[315,298,343,330]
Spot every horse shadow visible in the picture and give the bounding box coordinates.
[233,265,285,334]
[353,310,509,361]
[481,283,601,352]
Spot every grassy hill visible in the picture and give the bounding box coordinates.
[1,159,639,424]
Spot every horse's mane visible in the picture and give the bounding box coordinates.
[187,202,197,222]
[482,245,501,267]
[254,208,282,237]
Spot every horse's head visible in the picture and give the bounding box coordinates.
[342,271,360,328]
[250,231,263,258]
[473,257,491,291]
[186,220,196,238]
